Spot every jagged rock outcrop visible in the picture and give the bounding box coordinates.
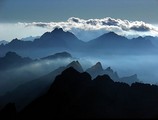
[86,62,119,80]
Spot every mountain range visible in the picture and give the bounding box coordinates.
[0,51,73,71]
[0,52,32,71]
[0,51,140,111]
[0,51,73,96]
[0,27,158,119]
[1,67,158,119]
[0,28,157,58]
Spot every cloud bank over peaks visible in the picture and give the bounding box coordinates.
[19,17,158,41]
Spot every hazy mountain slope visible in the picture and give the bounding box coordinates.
[0,51,73,96]
[0,61,83,111]
[0,29,156,57]
[0,51,32,71]
[86,62,139,84]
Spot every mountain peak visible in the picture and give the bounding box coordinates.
[39,27,78,42]
[52,28,64,33]
[86,62,104,79]
[96,62,102,67]
[106,31,118,36]
[134,36,144,40]
[10,38,19,43]
[39,28,65,39]
[12,38,19,41]
[96,31,125,40]
[66,61,84,72]
[90,62,103,71]
[105,67,113,72]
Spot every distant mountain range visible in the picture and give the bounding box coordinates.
[0,51,140,111]
[0,51,74,96]
[0,51,72,71]
[0,51,139,83]
[1,28,158,119]
[87,32,155,54]
[0,51,32,71]
[0,28,157,58]
[86,62,140,85]
[1,67,158,119]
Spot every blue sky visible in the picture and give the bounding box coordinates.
[0,0,158,23]
[0,0,158,41]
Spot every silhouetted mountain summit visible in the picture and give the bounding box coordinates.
[66,61,84,72]
[90,62,103,71]
[18,67,92,119]
[39,28,74,41]
[86,62,103,77]
[105,31,123,38]
[0,51,32,71]
[51,28,66,36]
[34,28,84,48]
[86,62,119,80]
[49,67,91,93]
[86,62,139,84]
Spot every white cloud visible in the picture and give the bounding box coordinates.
[1,17,158,41]
[22,17,158,41]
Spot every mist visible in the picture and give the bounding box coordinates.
[1,50,158,96]
[78,54,158,84]
[0,58,74,96]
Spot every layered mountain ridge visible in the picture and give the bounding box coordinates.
[0,28,157,57]
[0,52,140,112]
[1,67,158,119]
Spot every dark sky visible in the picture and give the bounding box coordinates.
[0,0,158,23]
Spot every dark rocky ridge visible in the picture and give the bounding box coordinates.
[8,67,158,119]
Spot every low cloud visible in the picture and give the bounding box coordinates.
[21,17,158,41]
[1,17,157,41]
[24,17,157,32]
